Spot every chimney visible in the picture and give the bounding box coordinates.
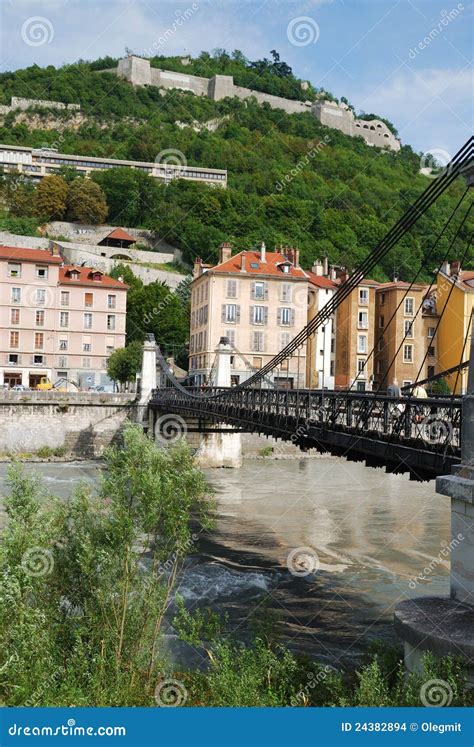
[260,241,266,263]
[441,260,451,277]
[323,256,329,276]
[240,251,246,272]
[451,260,461,277]
[338,267,348,284]
[312,259,324,276]
[393,272,399,283]
[193,256,202,279]
[285,246,300,268]
[49,241,61,257]
[218,241,232,264]
[118,275,124,283]
[329,266,337,281]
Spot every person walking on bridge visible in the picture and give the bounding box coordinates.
[387,379,401,397]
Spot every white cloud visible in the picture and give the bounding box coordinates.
[353,67,473,154]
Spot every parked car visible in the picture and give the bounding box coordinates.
[12,384,30,391]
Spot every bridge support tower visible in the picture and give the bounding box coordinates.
[394,311,474,685]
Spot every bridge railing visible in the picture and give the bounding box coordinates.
[151,387,462,454]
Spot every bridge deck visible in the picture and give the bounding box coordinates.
[150,388,461,481]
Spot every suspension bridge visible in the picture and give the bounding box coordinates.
[150,137,473,482]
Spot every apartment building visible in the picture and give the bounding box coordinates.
[306,259,337,389]
[334,276,379,390]
[190,243,309,387]
[0,143,227,188]
[436,261,474,394]
[373,281,438,390]
[0,245,127,388]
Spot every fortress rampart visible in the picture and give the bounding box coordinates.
[100,56,400,152]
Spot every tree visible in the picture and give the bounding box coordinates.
[66,178,108,224]
[106,341,143,386]
[34,175,68,220]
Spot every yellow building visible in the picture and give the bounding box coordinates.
[436,262,474,394]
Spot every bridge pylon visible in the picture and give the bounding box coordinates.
[394,310,474,686]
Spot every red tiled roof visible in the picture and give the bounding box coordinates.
[306,271,338,289]
[376,281,429,291]
[102,228,136,243]
[0,245,62,264]
[460,270,474,290]
[59,266,128,289]
[210,250,307,278]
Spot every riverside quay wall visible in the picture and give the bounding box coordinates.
[0,392,136,458]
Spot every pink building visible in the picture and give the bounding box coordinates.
[0,245,127,389]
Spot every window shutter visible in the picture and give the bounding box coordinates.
[291,309,295,327]
[250,282,255,300]
[264,283,268,300]
[221,304,226,322]
[277,308,282,325]
[236,305,241,323]
[263,307,268,325]
[261,332,266,352]
[249,305,254,324]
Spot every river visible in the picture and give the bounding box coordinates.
[0,456,450,669]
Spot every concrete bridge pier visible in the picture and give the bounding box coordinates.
[192,337,242,468]
[394,313,474,685]
[137,336,157,426]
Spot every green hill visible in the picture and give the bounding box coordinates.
[0,50,471,279]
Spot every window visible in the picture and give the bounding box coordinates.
[58,356,68,368]
[253,357,262,369]
[330,360,335,376]
[359,288,369,305]
[83,335,92,353]
[11,287,21,304]
[35,289,46,306]
[107,315,116,331]
[60,311,69,328]
[380,293,386,305]
[378,338,384,351]
[280,283,292,302]
[222,304,240,324]
[428,346,435,357]
[356,381,366,391]
[225,329,236,346]
[251,305,267,325]
[280,332,291,349]
[251,331,265,352]
[34,333,44,350]
[84,313,93,329]
[379,316,384,328]
[226,279,237,298]
[427,327,435,338]
[8,263,21,278]
[36,266,48,279]
[84,292,93,308]
[8,353,19,364]
[32,355,44,365]
[10,308,20,325]
[82,358,91,368]
[403,380,412,387]
[357,359,366,374]
[404,297,414,316]
[403,344,413,362]
[60,291,69,306]
[404,320,414,338]
[357,335,367,354]
[358,311,368,329]
[278,307,293,326]
[35,310,45,327]
[59,337,68,351]
[252,281,266,300]
[9,331,19,348]
[107,294,116,309]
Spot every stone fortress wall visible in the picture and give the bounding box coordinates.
[0,97,80,115]
[101,56,400,152]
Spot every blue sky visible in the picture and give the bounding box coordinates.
[0,0,472,155]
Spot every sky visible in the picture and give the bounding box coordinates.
[0,0,472,156]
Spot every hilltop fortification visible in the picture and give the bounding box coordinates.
[99,56,400,152]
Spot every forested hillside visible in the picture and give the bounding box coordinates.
[0,50,471,279]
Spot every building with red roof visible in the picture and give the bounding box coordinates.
[98,228,137,249]
[0,245,127,389]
